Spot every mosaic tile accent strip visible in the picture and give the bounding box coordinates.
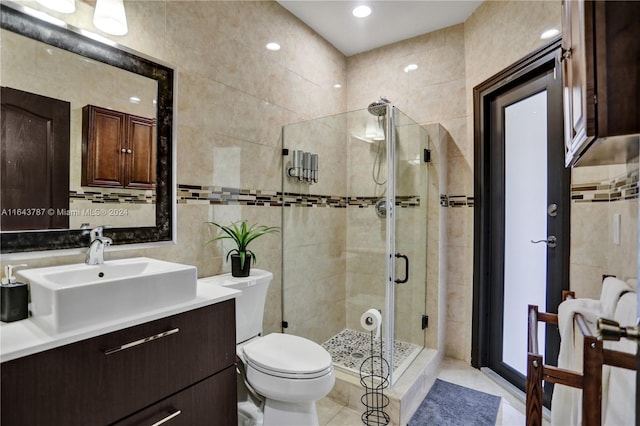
[70,190,155,204]
[321,328,421,376]
[572,170,639,202]
[177,184,420,208]
[177,185,282,206]
[440,194,474,208]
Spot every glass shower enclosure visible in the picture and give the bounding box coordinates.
[281,104,429,385]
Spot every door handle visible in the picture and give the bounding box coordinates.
[530,235,556,248]
[395,253,409,284]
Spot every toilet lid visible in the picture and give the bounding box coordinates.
[243,333,332,378]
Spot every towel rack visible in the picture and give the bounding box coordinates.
[526,292,637,426]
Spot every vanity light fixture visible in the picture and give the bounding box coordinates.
[36,0,75,14]
[93,0,128,36]
[540,28,560,39]
[352,5,371,18]
[403,63,419,73]
[266,42,281,51]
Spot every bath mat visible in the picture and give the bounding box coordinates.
[408,379,501,426]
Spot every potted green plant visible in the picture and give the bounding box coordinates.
[206,220,279,277]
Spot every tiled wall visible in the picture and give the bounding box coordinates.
[3,0,347,336]
[570,165,639,299]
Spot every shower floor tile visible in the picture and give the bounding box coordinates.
[321,328,421,377]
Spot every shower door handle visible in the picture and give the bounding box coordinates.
[395,253,409,284]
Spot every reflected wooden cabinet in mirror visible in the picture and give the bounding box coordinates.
[82,105,156,190]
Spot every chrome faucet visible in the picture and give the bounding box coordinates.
[85,226,113,265]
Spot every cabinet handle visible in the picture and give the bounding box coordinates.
[104,328,179,355]
[121,148,127,153]
[150,410,181,426]
[127,149,132,154]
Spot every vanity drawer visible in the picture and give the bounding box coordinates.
[101,299,236,421]
[1,299,236,426]
[114,365,237,426]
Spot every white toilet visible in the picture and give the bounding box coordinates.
[202,269,335,426]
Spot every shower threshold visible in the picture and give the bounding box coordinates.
[321,328,422,380]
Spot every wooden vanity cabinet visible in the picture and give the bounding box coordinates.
[0,300,237,426]
[562,0,640,166]
[82,105,156,189]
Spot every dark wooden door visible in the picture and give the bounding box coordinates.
[473,40,570,408]
[0,86,70,230]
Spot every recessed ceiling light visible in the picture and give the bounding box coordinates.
[266,42,281,51]
[540,28,560,39]
[333,83,342,89]
[352,5,371,18]
[403,64,419,73]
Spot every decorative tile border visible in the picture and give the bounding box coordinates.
[177,184,420,208]
[70,190,155,204]
[440,194,474,208]
[572,170,639,202]
[438,168,639,207]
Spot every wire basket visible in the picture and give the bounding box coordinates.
[359,330,390,426]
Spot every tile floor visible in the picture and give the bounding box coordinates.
[318,357,546,425]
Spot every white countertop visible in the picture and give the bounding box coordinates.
[0,279,240,363]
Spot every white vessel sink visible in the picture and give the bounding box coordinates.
[18,257,197,334]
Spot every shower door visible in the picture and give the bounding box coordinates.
[280,106,429,385]
[385,107,429,385]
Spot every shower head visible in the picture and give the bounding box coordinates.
[367,97,390,116]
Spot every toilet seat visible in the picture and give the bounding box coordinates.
[243,333,333,380]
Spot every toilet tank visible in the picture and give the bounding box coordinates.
[217,269,273,343]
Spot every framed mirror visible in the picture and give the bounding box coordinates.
[0,3,174,253]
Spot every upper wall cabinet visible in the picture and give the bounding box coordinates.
[82,105,156,189]
[562,0,640,167]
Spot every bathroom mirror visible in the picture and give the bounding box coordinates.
[0,3,174,253]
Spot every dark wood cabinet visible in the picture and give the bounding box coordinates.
[82,105,156,189]
[562,0,640,166]
[0,300,237,426]
[114,366,237,426]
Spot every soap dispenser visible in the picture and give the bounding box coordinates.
[1,264,28,323]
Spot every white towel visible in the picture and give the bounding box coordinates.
[603,292,637,426]
[624,277,637,292]
[551,277,632,426]
[600,277,633,319]
[551,298,602,426]
[598,277,632,419]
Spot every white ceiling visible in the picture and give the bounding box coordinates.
[277,1,483,57]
